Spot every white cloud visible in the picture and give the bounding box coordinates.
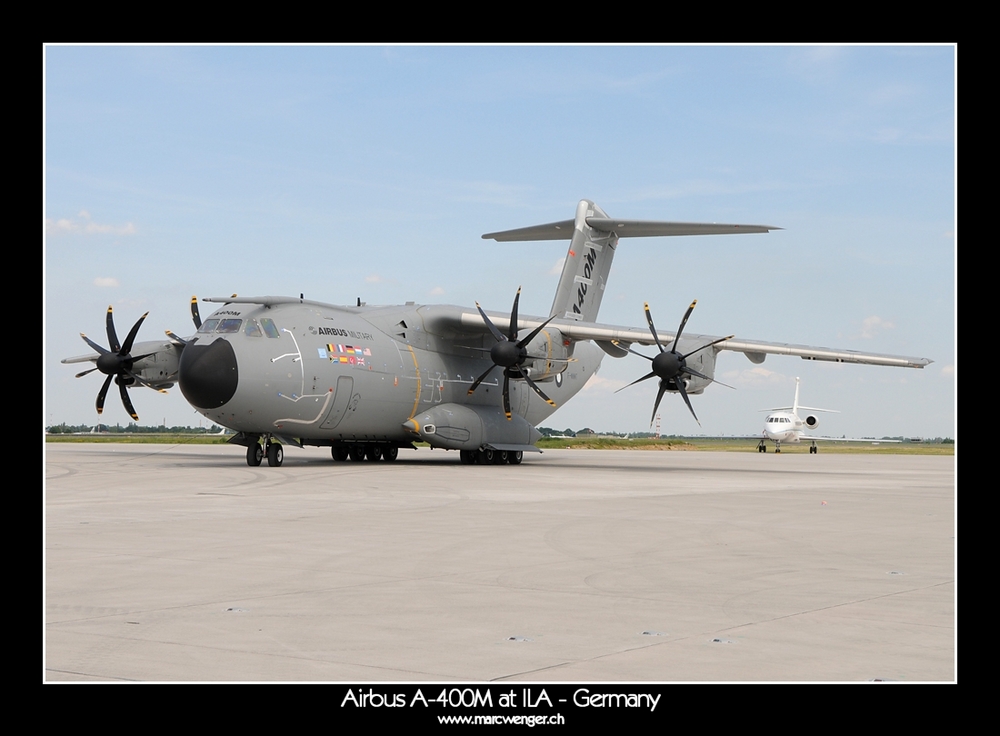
[860,315,894,339]
[46,212,136,237]
[365,274,385,283]
[429,286,445,296]
[93,277,120,288]
[549,257,565,276]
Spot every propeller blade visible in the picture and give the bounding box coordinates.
[644,302,664,353]
[515,365,556,407]
[515,314,557,350]
[75,367,99,379]
[79,333,109,355]
[467,364,496,395]
[669,299,697,352]
[509,287,521,340]
[96,374,113,414]
[682,366,735,390]
[106,306,120,353]
[682,334,734,360]
[119,379,139,420]
[475,302,506,343]
[650,382,667,426]
[120,312,149,355]
[675,380,700,425]
[191,296,202,329]
[612,340,654,361]
[615,370,657,394]
[165,330,188,345]
[503,372,511,419]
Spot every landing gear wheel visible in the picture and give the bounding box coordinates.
[810,445,817,454]
[331,446,349,462]
[493,450,508,465]
[460,450,476,464]
[365,445,383,461]
[266,443,283,467]
[247,444,263,466]
[382,446,398,461]
[348,445,365,462]
[507,451,523,465]
[477,448,494,465]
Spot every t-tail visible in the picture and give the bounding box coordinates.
[482,199,779,324]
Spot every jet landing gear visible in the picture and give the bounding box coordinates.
[757,439,767,453]
[809,442,818,455]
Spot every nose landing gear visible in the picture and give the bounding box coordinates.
[245,436,283,467]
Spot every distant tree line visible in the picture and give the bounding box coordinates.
[46,423,226,435]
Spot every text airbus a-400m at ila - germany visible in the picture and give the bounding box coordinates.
[62,200,932,467]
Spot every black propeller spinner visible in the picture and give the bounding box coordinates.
[75,306,158,420]
[615,300,733,426]
[467,287,558,419]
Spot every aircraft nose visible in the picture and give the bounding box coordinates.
[179,338,239,409]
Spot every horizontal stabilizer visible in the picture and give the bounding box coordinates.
[483,218,779,241]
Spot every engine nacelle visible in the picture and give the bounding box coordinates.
[131,340,184,389]
[804,415,819,430]
[663,341,721,396]
[405,403,541,451]
[517,327,571,382]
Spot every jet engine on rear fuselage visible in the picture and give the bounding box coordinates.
[804,415,819,429]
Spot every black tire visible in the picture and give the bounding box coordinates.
[459,450,476,465]
[348,445,365,462]
[382,446,398,461]
[365,445,382,461]
[493,450,508,465]
[478,448,494,465]
[331,446,349,462]
[266,443,283,467]
[247,444,263,466]
[507,451,523,465]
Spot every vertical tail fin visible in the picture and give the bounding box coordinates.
[549,200,618,321]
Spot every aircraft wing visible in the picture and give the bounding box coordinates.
[803,435,902,443]
[452,312,933,369]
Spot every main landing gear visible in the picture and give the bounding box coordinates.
[809,442,818,454]
[757,439,767,453]
[459,448,523,465]
[331,443,400,462]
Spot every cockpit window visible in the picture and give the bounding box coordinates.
[198,319,220,334]
[260,318,281,338]
[217,319,242,334]
[244,319,263,337]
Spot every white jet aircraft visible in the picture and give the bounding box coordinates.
[756,377,899,453]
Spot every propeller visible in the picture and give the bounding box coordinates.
[190,295,202,329]
[76,306,162,420]
[165,296,203,345]
[615,300,733,426]
[467,287,558,419]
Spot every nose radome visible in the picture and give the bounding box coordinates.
[179,338,239,409]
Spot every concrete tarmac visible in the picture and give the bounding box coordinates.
[44,443,955,682]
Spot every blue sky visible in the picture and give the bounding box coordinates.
[44,45,955,438]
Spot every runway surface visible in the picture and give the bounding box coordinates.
[44,444,955,682]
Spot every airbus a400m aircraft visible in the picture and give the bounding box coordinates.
[62,200,931,467]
